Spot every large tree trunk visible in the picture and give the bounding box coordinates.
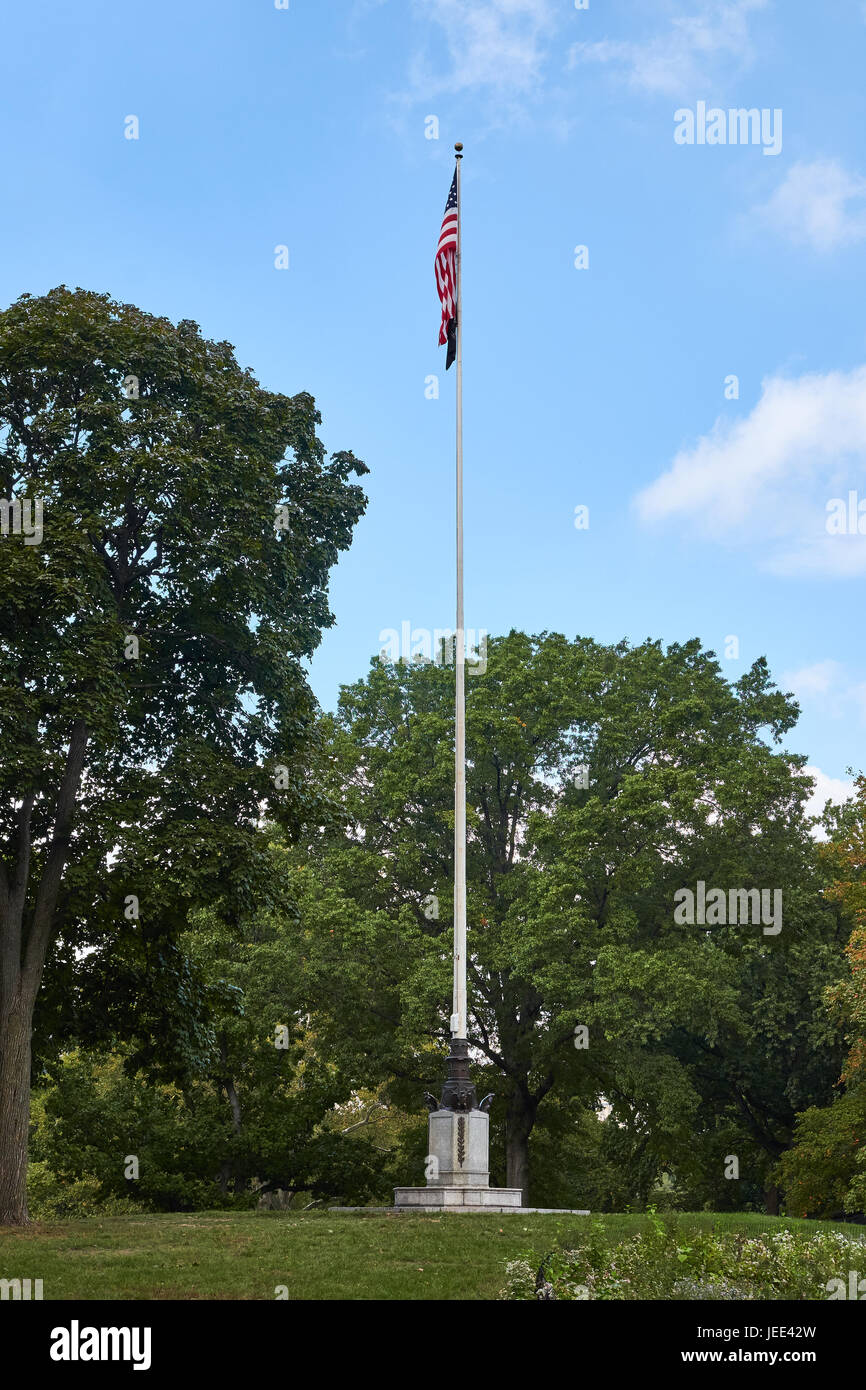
[0,722,89,1226]
[764,1184,780,1216]
[505,1089,537,1205]
[0,998,33,1225]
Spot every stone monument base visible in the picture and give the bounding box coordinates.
[393,1185,523,1212]
[426,1107,489,1187]
[394,1104,525,1212]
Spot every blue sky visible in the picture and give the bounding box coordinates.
[3,0,864,808]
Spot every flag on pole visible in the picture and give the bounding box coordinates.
[435,170,458,369]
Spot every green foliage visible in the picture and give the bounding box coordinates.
[778,1089,866,1219]
[500,1221,866,1300]
[27,1161,144,1220]
[289,631,846,1206]
[774,779,866,1220]
[30,886,393,1211]
[0,283,367,1072]
[31,1039,390,1213]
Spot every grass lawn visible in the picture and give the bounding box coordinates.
[1,1209,864,1301]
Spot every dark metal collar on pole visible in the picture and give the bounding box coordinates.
[440,1037,478,1112]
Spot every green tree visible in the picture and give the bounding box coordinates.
[777,777,866,1217]
[778,1091,866,1219]
[294,631,839,1206]
[31,897,388,1211]
[823,775,866,1088]
[0,286,367,1224]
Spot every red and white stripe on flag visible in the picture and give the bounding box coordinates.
[435,170,458,346]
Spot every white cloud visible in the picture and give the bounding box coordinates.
[754,159,866,252]
[782,663,866,724]
[570,0,768,97]
[411,0,557,96]
[634,365,866,576]
[768,535,866,579]
[783,660,840,701]
[802,765,855,831]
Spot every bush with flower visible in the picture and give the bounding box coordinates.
[499,1214,866,1301]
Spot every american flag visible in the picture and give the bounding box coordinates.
[435,170,458,370]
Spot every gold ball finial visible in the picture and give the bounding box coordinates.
[455,142,463,153]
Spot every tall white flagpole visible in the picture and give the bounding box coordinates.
[452,142,467,1043]
[399,139,516,1210]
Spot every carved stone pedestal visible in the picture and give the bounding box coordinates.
[426,1106,489,1187]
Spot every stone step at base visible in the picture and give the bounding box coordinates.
[394,1185,523,1211]
[328,1204,591,1215]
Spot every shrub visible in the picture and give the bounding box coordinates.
[26,1162,144,1220]
[499,1217,866,1300]
[778,1090,866,1218]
